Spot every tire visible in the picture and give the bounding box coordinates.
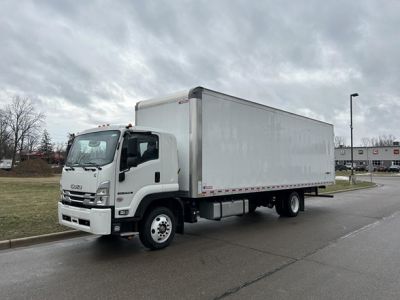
[139,207,176,250]
[284,191,300,217]
[275,191,301,217]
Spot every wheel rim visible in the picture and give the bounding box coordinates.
[290,194,300,213]
[150,214,172,243]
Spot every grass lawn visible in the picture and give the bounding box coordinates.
[320,179,375,194]
[0,176,68,240]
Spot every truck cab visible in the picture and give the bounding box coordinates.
[58,125,181,249]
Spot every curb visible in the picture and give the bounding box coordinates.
[0,240,11,250]
[320,182,378,195]
[0,230,89,251]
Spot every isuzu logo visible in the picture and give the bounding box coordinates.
[70,184,83,190]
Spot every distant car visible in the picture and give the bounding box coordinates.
[335,165,347,171]
[375,166,388,172]
[388,165,400,172]
[355,165,367,172]
[345,163,356,170]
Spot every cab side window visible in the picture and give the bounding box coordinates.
[139,135,159,163]
[120,133,159,171]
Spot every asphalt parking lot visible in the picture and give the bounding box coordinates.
[1,176,400,300]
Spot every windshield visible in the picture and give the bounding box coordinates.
[66,130,120,167]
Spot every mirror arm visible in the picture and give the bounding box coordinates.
[119,168,129,182]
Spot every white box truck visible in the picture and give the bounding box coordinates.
[59,87,335,249]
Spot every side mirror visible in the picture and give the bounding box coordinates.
[120,147,128,171]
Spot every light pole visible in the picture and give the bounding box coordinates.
[350,93,359,184]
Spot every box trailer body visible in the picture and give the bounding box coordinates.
[59,86,335,250]
[136,87,335,199]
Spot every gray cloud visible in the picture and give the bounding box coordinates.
[0,0,399,144]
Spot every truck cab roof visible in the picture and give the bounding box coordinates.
[75,125,172,137]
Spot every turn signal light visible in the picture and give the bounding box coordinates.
[119,210,129,216]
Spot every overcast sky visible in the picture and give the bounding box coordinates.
[0,0,399,146]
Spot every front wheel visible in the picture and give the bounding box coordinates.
[139,207,176,250]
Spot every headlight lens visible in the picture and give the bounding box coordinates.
[96,188,109,196]
[95,181,110,206]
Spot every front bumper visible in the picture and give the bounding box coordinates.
[58,202,111,235]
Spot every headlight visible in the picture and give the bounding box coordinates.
[95,181,110,206]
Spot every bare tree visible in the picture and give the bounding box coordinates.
[370,135,397,146]
[4,96,45,165]
[25,130,40,153]
[383,134,396,146]
[0,109,12,159]
[334,136,346,148]
[360,137,371,147]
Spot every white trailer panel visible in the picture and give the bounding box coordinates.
[201,90,334,196]
[136,87,335,198]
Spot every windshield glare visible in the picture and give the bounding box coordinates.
[66,130,120,167]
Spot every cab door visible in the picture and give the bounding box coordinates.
[115,132,162,218]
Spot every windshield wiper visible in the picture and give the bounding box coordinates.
[82,162,102,170]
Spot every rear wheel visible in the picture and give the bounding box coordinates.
[275,191,300,217]
[286,191,300,217]
[139,207,176,250]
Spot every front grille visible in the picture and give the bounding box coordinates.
[63,190,95,205]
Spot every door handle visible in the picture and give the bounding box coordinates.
[155,172,160,183]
